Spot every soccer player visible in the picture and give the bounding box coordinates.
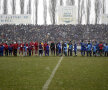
[4,43,8,56]
[19,42,24,56]
[58,42,62,56]
[99,42,104,56]
[62,42,65,55]
[30,41,34,56]
[25,42,29,55]
[104,43,108,57]
[74,41,77,56]
[39,43,43,56]
[8,44,13,56]
[0,44,4,56]
[0,44,1,56]
[86,41,92,56]
[50,42,55,56]
[34,41,38,56]
[24,44,27,56]
[63,43,67,56]
[46,44,49,56]
[13,42,18,56]
[94,41,99,56]
[80,40,86,56]
[28,44,32,56]
[56,43,59,56]
[93,44,97,57]
[44,41,47,56]
[26,42,28,47]
[68,41,73,56]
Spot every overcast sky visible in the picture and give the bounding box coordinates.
[0,0,108,24]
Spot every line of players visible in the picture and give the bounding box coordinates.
[0,40,108,57]
[80,40,108,57]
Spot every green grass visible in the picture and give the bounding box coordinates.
[0,56,108,90]
[0,56,60,90]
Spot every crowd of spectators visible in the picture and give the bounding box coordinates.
[0,24,108,43]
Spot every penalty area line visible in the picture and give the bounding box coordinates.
[42,56,63,90]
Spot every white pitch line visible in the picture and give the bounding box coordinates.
[42,56,63,90]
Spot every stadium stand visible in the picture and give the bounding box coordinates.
[0,24,108,43]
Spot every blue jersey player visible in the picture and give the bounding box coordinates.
[58,42,62,56]
[93,44,97,56]
[63,43,67,56]
[0,44,4,56]
[74,42,77,56]
[104,43,108,56]
[45,44,49,56]
[86,41,92,56]
[80,40,86,56]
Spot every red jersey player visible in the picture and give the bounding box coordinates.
[13,42,18,56]
[44,41,47,55]
[99,42,104,56]
[30,41,34,56]
[19,42,24,56]
[34,41,38,56]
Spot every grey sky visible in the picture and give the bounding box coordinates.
[0,0,108,24]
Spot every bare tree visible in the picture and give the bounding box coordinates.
[3,0,8,14]
[95,0,102,24]
[0,0,1,10]
[78,0,81,24]
[86,0,91,24]
[27,0,31,14]
[49,0,57,25]
[43,0,47,25]
[102,0,106,14]
[60,0,63,6]
[79,0,85,24]
[71,0,75,5]
[20,0,24,14]
[66,0,75,5]
[78,0,86,24]
[35,0,38,24]
[11,0,16,14]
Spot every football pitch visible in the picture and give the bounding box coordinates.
[0,56,108,90]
